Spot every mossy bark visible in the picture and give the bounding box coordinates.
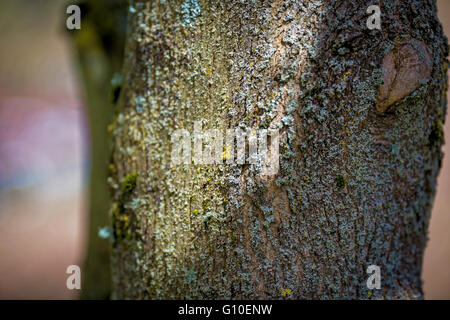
[109,0,448,299]
[70,0,127,299]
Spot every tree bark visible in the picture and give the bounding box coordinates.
[108,0,448,299]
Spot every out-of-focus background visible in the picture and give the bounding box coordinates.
[0,1,85,299]
[0,0,448,299]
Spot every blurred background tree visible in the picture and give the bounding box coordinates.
[70,0,127,299]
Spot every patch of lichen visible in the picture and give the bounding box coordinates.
[110,173,139,243]
[336,175,346,189]
[122,172,138,194]
[111,202,132,242]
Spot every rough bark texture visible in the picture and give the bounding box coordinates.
[71,0,127,299]
[108,0,448,299]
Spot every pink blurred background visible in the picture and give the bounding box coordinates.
[0,1,85,299]
[0,0,448,299]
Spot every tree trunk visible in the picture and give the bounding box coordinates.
[108,0,448,299]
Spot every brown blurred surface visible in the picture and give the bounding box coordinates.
[0,0,448,299]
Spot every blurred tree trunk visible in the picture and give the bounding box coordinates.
[71,0,127,299]
[108,0,448,299]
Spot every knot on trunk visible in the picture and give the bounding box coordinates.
[376,39,432,113]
